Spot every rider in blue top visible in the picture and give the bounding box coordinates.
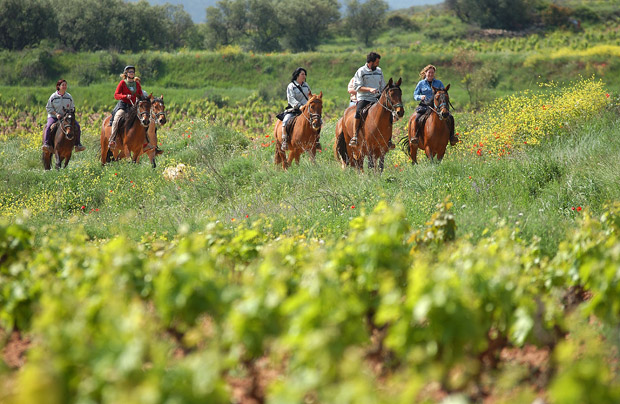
[412,64,458,146]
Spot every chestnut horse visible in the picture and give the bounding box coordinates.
[407,84,452,164]
[145,95,166,163]
[100,95,151,166]
[334,78,404,172]
[274,91,323,169]
[42,108,78,170]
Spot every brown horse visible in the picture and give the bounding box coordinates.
[334,78,404,172]
[407,84,452,164]
[42,108,78,170]
[274,91,323,169]
[144,95,166,164]
[100,95,152,166]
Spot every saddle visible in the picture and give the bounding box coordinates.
[359,101,376,121]
[284,115,298,131]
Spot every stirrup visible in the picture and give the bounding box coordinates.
[155,147,163,155]
[142,143,155,152]
[315,142,323,151]
[410,136,419,145]
[349,136,358,146]
[388,139,395,150]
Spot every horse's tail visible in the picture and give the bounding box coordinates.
[398,135,409,154]
[334,126,349,165]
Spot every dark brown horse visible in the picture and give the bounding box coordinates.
[334,78,404,172]
[407,84,452,164]
[42,108,78,170]
[100,95,151,166]
[274,91,323,169]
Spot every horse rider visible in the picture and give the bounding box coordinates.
[109,65,154,152]
[411,64,458,146]
[347,76,357,107]
[281,67,316,151]
[349,52,394,149]
[42,79,85,152]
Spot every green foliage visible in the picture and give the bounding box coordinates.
[345,0,389,47]
[447,0,538,30]
[0,0,55,50]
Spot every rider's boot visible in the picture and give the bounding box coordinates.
[387,138,395,150]
[42,129,53,152]
[281,124,289,151]
[448,114,459,146]
[411,114,422,145]
[74,127,86,152]
[109,111,123,149]
[349,117,361,146]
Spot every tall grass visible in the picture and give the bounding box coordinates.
[2,90,618,256]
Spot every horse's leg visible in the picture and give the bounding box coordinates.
[368,155,375,170]
[308,147,317,164]
[425,146,433,161]
[64,155,71,168]
[379,156,385,172]
[55,153,61,170]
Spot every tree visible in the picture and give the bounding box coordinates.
[204,0,248,49]
[278,0,340,52]
[446,0,536,30]
[345,0,388,47]
[246,0,283,52]
[0,0,56,50]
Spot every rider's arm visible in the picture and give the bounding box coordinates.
[114,81,131,102]
[45,93,56,117]
[413,81,425,102]
[286,84,300,109]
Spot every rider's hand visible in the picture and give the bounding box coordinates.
[420,95,426,101]
[126,94,132,100]
[56,114,61,119]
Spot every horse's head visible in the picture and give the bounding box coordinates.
[61,107,76,138]
[304,91,323,131]
[137,95,152,127]
[381,78,405,120]
[150,94,166,125]
[432,84,450,120]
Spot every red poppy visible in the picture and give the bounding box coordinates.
[351,205,355,209]
[606,93,610,98]
[571,207,575,211]
[245,214,249,218]
[577,206,582,211]
[81,205,85,210]
[95,208,99,212]
[476,149,482,156]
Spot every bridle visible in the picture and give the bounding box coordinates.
[132,98,151,126]
[60,110,75,139]
[151,98,166,124]
[379,85,404,120]
[301,98,322,131]
[429,90,450,120]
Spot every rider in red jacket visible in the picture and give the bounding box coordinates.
[109,65,153,151]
